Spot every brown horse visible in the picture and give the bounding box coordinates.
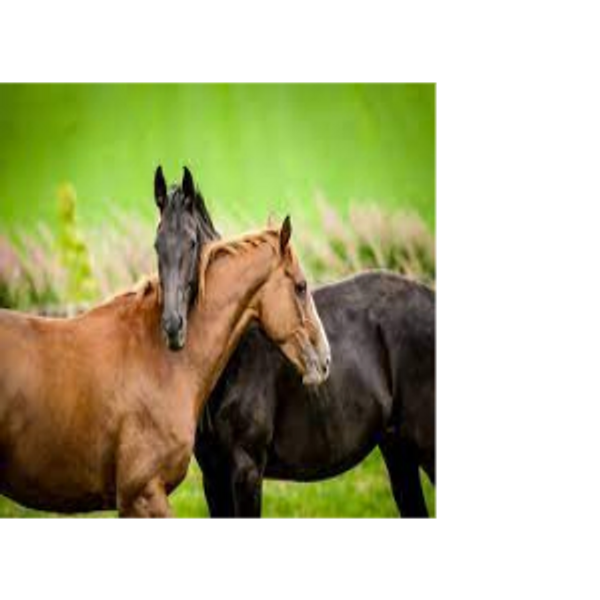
[0,217,330,516]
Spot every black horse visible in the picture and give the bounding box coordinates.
[161,168,435,517]
[195,272,435,517]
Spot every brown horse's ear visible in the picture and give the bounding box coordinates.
[154,166,167,211]
[280,215,292,255]
[182,167,195,207]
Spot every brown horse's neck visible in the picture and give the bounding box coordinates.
[184,239,278,419]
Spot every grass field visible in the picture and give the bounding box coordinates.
[0,451,435,518]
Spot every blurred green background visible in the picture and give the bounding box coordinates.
[0,83,435,231]
[0,83,435,518]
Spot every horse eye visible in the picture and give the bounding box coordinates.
[295,281,307,297]
[190,239,197,250]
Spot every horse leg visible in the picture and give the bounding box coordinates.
[230,447,264,518]
[202,460,235,518]
[195,432,235,517]
[118,478,172,518]
[379,435,429,518]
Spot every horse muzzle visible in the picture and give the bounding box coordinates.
[162,313,186,351]
[301,343,331,386]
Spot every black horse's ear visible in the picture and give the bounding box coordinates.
[154,166,167,211]
[280,215,292,255]
[182,167,195,204]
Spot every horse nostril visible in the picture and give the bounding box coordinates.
[323,355,331,376]
[162,314,183,336]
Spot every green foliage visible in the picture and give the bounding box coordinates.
[55,183,99,302]
[0,187,101,310]
[0,84,435,232]
[0,280,15,308]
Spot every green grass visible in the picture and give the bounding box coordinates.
[0,450,435,518]
[0,84,435,232]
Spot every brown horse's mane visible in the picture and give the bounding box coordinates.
[84,275,160,318]
[198,228,280,299]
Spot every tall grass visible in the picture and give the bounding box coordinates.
[298,195,435,285]
[0,229,63,309]
[0,195,434,312]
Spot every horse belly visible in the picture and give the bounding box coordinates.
[0,424,116,512]
[0,464,113,514]
[267,364,392,481]
[0,469,110,514]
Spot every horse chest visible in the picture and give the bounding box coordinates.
[160,436,194,493]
